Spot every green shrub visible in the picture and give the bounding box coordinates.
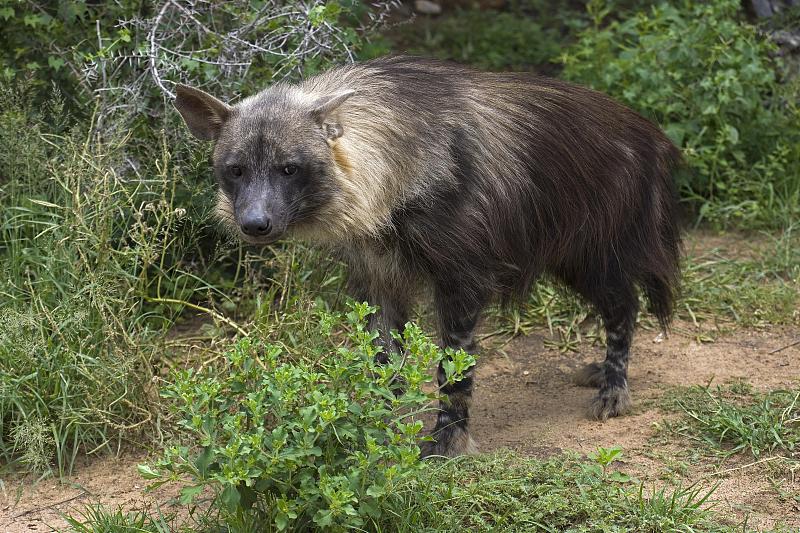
[392,9,563,71]
[140,302,475,531]
[0,1,391,111]
[562,0,800,228]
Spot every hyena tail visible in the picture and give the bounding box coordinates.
[641,146,684,331]
[642,271,679,331]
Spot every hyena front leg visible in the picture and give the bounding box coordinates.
[367,297,409,365]
[574,280,638,420]
[420,286,484,458]
[348,270,409,364]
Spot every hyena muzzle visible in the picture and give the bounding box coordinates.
[174,56,682,458]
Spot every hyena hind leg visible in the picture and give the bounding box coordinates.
[573,361,606,388]
[574,279,638,421]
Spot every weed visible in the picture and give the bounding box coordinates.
[65,504,174,533]
[587,445,632,482]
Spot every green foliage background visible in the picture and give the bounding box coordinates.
[562,0,800,228]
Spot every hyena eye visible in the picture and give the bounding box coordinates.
[230,165,243,177]
[283,164,298,176]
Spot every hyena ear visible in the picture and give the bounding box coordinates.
[310,90,355,141]
[173,84,231,141]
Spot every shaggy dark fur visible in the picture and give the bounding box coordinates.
[175,56,683,458]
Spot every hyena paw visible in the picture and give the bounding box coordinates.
[420,426,478,459]
[589,385,632,421]
[573,361,606,388]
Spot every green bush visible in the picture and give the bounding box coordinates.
[562,0,800,228]
[0,1,390,112]
[393,9,563,71]
[140,302,474,531]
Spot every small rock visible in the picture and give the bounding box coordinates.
[414,0,442,15]
[522,370,530,376]
[653,332,665,343]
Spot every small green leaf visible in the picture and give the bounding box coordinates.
[194,446,215,478]
[726,125,739,145]
[219,484,241,511]
[313,508,334,527]
[275,512,289,531]
[47,56,65,71]
[137,464,160,480]
[179,485,204,505]
[366,483,385,498]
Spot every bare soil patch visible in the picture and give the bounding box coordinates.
[470,323,800,529]
[1,453,182,533]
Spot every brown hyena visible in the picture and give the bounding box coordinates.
[174,56,682,457]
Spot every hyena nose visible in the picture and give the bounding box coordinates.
[240,213,272,237]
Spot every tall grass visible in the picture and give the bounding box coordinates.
[0,84,222,474]
[0,83,353,475]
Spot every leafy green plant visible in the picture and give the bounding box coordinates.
[562,0,800,228]
[587,445,632,483]
[140,301,475,531]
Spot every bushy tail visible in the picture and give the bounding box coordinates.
[642,144,684,330]
[643,271,679,330]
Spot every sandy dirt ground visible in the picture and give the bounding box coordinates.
[3,323,798,532]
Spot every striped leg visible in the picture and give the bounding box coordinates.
[420,287,483,458]
[574,279,638,420]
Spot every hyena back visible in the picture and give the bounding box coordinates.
[174,56,682,457]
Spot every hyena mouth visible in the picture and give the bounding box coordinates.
[237,232,283,246]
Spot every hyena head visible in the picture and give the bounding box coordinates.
[174,84,355,245]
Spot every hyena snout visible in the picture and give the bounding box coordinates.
[239,206,273,237]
